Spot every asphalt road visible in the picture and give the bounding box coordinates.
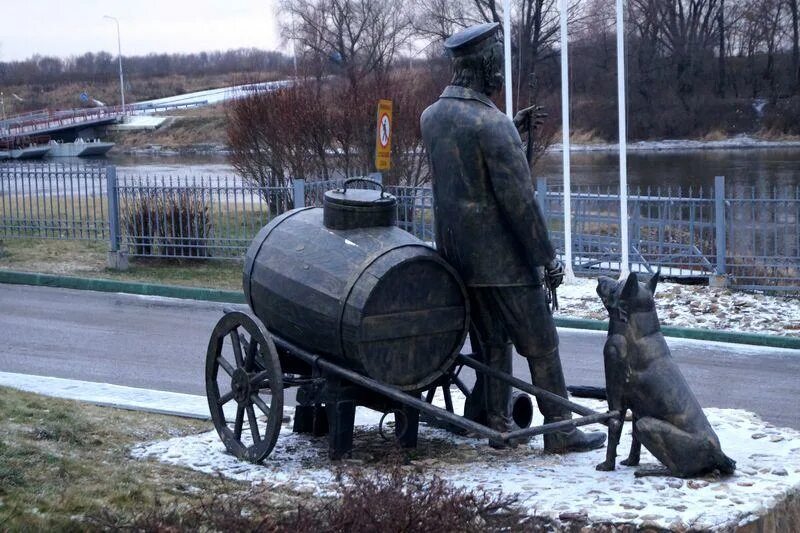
[1,283,799,429]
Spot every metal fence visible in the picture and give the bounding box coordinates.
[114,172,293,258]
[0,163,108,240]
[1,163,798,293]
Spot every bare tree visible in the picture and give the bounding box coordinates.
[280,0,413,89]
[787,0,800,92]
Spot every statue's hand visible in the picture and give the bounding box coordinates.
[545,258,564,290]
[513,105,547,135]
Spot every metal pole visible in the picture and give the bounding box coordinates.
[104,16,125,114]
[715,175,726,275]
[616,0,630,277]
[559,0,574,282]
[293,178,305,209]
[503,0,513,119]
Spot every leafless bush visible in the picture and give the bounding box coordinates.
[160,191,212,258]
[89,466,532,532]
[123,192,160,256]
[226,68,446,194]
[123,191,212,258]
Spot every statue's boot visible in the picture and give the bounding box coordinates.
[483,344,514,449]
[528,350,606,453]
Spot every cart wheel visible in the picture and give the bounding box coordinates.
[206,311,283,463]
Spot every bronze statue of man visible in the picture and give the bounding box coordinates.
[420,22,605,453]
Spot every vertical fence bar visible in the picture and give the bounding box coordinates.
[715,175,726,276]
[106,166,120,253]
[536,177,548,223]
[293,178,305,209]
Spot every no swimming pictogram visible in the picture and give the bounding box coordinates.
[375,99,392,170]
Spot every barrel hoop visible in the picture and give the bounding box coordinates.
[359,306,465,342]
[337,243,434,358]
[244,207,316,311]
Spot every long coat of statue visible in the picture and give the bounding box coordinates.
[420,85,554,287]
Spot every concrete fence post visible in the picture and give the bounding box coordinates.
[106,165,128,270]
[293,178,305,209]
[711,175,727,287]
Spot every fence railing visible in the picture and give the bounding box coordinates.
[1,163,798,293]
[0,163,109,240]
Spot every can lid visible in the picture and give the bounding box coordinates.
[323,178,396,208]
[324,188,396,207]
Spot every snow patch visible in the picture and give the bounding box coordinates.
[132,391,800,531]
[557,277,800,338]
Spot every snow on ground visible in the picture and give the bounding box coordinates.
[132,391,800,531]
[557,277,800,338]
[551,134,800,153]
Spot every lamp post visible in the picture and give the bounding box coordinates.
[103,15,125,114]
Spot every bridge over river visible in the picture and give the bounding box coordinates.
[0,79,291,145]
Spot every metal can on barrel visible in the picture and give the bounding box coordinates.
[243,179,469,391]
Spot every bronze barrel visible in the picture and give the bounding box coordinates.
[243,185,469,392]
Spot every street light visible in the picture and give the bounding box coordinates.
[103,15,125,114]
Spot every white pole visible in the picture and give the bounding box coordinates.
[503,0,513,118]
[559,0,574,282]
[104,16,125,115]
[616,0,630,277]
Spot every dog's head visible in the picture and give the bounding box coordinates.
[596,271,659,323]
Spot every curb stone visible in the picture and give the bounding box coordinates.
[1,269,798,350]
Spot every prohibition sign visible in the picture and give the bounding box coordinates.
[379,113,391,147]
[375,99,393,170]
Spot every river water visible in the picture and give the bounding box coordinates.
[97,146,800,191]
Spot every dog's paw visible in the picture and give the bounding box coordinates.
[595,461,615,471]
[620,457,640,466]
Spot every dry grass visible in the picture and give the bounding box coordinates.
[0,387,243,530]
[0,387,535,531]
[108,104,229,150]
[567,129,607,144]
[0,239,243,290]
[754,128,800,142]
[702,129,729,141]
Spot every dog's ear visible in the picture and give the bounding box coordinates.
[648,269,660,295]
[621,272,639,301]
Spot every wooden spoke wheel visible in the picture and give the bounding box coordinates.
[206,311,283,463]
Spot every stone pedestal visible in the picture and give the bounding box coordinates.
[133,392,800,532]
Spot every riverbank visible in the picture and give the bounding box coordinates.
[103,102,800,157]
[106,105,229,156]
[551,133,800,153]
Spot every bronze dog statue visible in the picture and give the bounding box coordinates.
[595,272,736,478]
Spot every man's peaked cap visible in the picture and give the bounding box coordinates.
[444,22,501,57]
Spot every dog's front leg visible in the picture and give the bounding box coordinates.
[596,336,627,472]
[620,414,641,466]
[596,411,625,471]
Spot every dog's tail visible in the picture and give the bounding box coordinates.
[567,385,607,400]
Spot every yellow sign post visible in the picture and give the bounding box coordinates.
[374,99,393,170]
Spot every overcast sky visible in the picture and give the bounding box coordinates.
[0,0,286,61]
